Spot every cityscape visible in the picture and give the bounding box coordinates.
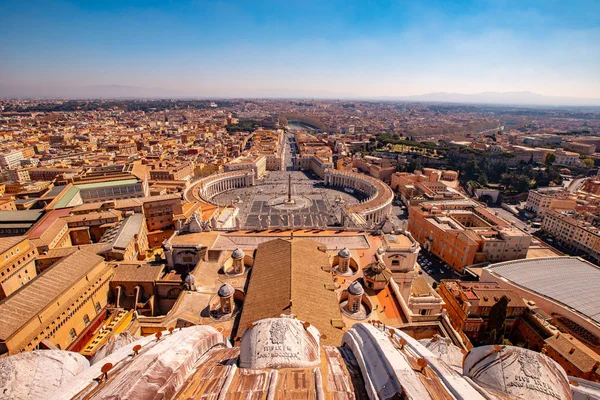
[1,1,600,399]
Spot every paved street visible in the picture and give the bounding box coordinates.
[417,250,463,285]
[213,170,364,229]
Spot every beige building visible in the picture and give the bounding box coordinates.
[0,250,113,355]
[524,187,576,217]
[8,168,30,182]
[354,156,396,183]
[542,210,600,262]
[409,200,531,271]
[100,213,149,261]
[554,148,582,166]
[0,236,38,300]
[224,154,267,178]
[149,161,194,181]
[565,141,597,155]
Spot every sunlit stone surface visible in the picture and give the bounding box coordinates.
[0,350,89,400]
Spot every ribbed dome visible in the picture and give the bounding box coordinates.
[231,248,245,259]
[338,247,351,259]
[347,281,364,296]
[363,261,392,283]
[184,274,195,284]
[218,283,235,297]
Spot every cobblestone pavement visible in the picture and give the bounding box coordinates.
[212,170,366,229]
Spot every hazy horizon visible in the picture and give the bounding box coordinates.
[1,0,599,101]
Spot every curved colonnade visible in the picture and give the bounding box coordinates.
[190,170,255,206]
[324,169,393,225]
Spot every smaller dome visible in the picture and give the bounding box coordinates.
[347,281,364,296]
[363,261,392,283]
[218,283,235,298]
[338,247,351,259]
[231,248,245,260]
[376,247,386,255]
[184,274,195,284]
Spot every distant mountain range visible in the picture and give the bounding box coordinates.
[387,91,600,107]
[2,85,599,107]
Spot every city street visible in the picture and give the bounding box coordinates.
[417,250,463,285]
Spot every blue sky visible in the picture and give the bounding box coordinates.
[0,0,599,98]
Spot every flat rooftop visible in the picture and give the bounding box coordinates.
[170,230,372,250]
[75,179,139,190]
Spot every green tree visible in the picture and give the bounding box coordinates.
[477,172,489,186]
[583,158,595,168]
[488,295,509,335]
[545,153,556,167]
[501,173,532,193]
[407,159,422,173]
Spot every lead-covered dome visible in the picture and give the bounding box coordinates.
[338,247,351,259]
[347,281,364,296]
[231,248,245,260]
[218,283,235,298]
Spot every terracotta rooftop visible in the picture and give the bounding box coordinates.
[35,243,107,260]
[237,238,344,345]
[111,262,164,283]
[0,250,106,341]
[545,333,600,372]
[26,208,71,240]
[0,235,27,255]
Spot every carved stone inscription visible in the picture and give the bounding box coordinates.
[505,353,561,399]
[256,319,301,360]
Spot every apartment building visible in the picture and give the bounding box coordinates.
[392,169,463,205]
[554,148,582,166]
[28,167,81,181]
[438,280,526,343]
[582,179,600,196]
[524,187,576,217]
[408,200,531,271]
[0,150,24,170]
[542,210,600,262]
[354,156,396,184]
[107,142,138,155]
[8,168,30,182]
[149,161,194,181]
[0,236,38,299]
[564,141,596,155]
[247,129,283,171]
